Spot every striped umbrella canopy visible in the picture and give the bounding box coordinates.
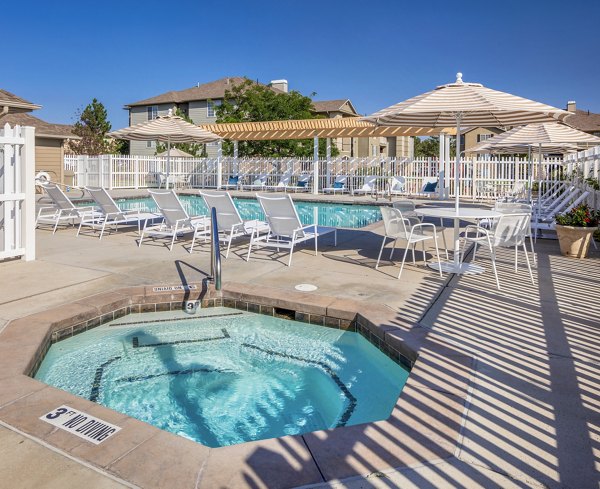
[109,109,220,186]
[108,110,220,143]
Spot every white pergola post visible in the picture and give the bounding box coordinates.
[313,136,319,195]
[444,133,451,198]
[217,140,223,189]
[326,138,331,188]
[233,140,239,175]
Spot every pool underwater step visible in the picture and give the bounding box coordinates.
[132,328,230,348]
[110,311,244,327]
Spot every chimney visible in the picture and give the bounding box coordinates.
[567,101,577,113]
[270,79,288,93]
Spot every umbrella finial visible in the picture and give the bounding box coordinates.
[456,72,463,84]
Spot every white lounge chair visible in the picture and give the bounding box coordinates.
[323,175,348,194]
[288,173,312,192]
[388,176,406,196]
[375,206,443,279]
[36,183,98,234]
[241,174,269,191]
[139,190,210,251]
[222,174,242,190]
[461,213,533,290]
[352,175,379,195]
[78,187,160,240]
[198,190,269,257]
[246,193,337,266]
[265,171,294,192]
[415,177,439,198]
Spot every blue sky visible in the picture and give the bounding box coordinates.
[4,0,599,129]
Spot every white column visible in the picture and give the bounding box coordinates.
[326,138,331,188]
[233,140,239,175]
[313,136,319,195]
[217,140,223,189]
[22,126,36,261]
[444,133,451,198]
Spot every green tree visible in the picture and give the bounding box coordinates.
[216,78,339,157]
[72,98,112,154]
[156,107,205,157]
[413,136,456,158]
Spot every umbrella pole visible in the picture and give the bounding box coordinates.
[527,146,532,203]
[452,114,463,268]
[537,142,542,222]
[166,137,171,189]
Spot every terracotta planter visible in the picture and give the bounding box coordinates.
[555,225,596,258]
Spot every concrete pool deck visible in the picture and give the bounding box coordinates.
[0,194,599,488]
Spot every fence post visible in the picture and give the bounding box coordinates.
[313,136,319,195]
[22,126,36,261]
[217,141,223,190]
[134,155,139,189]
[326,138,331,188]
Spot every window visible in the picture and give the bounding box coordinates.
[146,140,154,148]
[147,106,158,120]
[477,133,493,143]
[207,100,221,118]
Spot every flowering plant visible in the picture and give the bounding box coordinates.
[555,204,600,227]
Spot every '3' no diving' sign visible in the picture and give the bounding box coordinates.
[41,405,121,445]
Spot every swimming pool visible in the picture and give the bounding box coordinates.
[115,196,382,229]
[35,308,408,448]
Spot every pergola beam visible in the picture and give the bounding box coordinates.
[200,118,455,141]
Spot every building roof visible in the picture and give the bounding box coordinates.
[0,112,79,139]
[201,117,456,141]
[125,77,281,108]
[564,109,600,133]
[0,89,41,113]
[312,99,358,116]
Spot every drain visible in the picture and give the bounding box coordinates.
[295,284,318,292]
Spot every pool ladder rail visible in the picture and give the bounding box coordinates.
[210,206,222,290]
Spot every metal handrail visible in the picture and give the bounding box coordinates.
[210,207,222,290]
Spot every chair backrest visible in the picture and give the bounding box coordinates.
[199,190,242,232]
[148,190,190,228]
[380,207,410,238]
[492,213,531,248]
[508,181,526,196]
[277,171,293,186]
[390,176,406,191]
[360,175,378,190]
[421,177,438,193]
[392,200,417,216]
[86,187,124,218]
[257,193,303,238]
[42,183,75,210]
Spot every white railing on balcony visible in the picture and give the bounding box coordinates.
[65,153,572,200]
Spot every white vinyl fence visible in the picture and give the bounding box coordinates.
[65,153,574,200]
[1,124,36,261]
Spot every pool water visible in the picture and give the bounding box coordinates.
[115,196,381,228]
[35,308,409,448]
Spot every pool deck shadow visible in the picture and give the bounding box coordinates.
[0,210,599,488]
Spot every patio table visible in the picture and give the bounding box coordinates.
[415,207,502,274]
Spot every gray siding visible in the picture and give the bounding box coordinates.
[188,100,221,157]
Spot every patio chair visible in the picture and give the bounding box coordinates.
[323,175,348,194]
[392,200,449,260]
[265,171,294,192]
[36,183,98,234]
[352,175,379,195]
[499,181,526,202]
[494,201,536,263]
[461,213,533,290]
[78,187,160,240]
[198,190,269,257]
[388,176,406,196]
[287,173,312,192]
[241,174,269,191]
[139,190,210,251]
[375,206,443,279]
[222,174,242,190]
[246,193,337,266]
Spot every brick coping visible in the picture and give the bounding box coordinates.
[0,281,474,488]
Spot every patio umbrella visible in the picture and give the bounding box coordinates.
[157,147,194,158]
[109,109,220,187]
[364,73,570,273]
[469,122,600,203]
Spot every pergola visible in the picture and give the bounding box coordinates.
[199,117,456,194]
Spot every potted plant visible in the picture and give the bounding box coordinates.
[555,204,600,258]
